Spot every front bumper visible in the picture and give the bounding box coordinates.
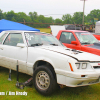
[56,69,100,87]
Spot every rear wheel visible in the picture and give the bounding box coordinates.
[33,65,57,95]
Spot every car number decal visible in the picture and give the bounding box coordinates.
[25,33,34,40]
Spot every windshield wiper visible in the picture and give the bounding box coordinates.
[81,42,90,45]
[50,43,58,46]
[31,43,43,47]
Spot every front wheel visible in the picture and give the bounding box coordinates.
[33,65,57,96]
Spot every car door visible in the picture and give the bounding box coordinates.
[59,31,81,50]
[1,32,27,73]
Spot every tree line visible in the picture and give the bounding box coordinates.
[0,9,100,28]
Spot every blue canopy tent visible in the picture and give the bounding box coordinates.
[0,19,40,33]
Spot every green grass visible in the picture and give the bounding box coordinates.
[0,67,100,100]
[37,28,51,33]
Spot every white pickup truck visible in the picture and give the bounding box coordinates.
[0,30,100,95]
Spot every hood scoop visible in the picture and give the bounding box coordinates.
[65,49,83,54]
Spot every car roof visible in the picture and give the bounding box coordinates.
[60,30,88,33]
[0,30,51,37]
[1,30,38,33]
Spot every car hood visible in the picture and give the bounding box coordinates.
[87,42,100,50]
[37,46,100,62]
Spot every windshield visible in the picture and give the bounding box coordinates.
[75,32,99,45]
[24,32,63,46]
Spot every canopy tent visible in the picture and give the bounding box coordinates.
[0,19,40,33]
[95,21,100,34]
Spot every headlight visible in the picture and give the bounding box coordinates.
[82,63,87,69]
[75,63,80,69]
[75,63,87,69]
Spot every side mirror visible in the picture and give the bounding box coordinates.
[71,41,78,45]
[17,43,26,48]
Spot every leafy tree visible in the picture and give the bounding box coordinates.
[38,15,46,27]
[72,12,85,24]
[29,12,38,21]
[0,9,100,28]
[62,14,73,24]
[86,9,100,24]
[29,12,40,27]
[17,12,31,22]
[0,9,3,20]
[5,10,18,21]
[2,12,6,19]
[54,18,62,24]
[45,17,54,23]
[45,17,54,27]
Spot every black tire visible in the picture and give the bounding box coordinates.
[33,65,57,96]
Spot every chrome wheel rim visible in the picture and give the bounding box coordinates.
[36,71,50,90]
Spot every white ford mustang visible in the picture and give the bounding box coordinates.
[0,30,100,95]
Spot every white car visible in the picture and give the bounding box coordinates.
[0,30,100,95]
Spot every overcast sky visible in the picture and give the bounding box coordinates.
[0,0,100,19]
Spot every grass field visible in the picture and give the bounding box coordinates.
[0,28,100,100]
[37,28,51,33]
[0,67,100,100]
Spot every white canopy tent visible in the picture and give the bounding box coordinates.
[95,21,100,34]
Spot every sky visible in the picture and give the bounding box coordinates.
[0,0,100,19]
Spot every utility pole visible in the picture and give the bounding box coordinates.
[82,0,85,25]
[81,0,87,30]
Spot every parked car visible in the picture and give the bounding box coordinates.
[64,24,81,30]
[0,30,100,95]
[50,25,100,56]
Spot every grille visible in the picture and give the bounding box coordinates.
[93,66,100,69]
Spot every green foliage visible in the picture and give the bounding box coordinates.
[62,14,73,24]
[55,18,62,24]
[29,11,39,27]
[0,9,100,27]
[86,9,100,24]
[17,12,32,22]
[29,12,38,21]
[5,10,18,21]
[73,12,84,24]
[0,9,3,19]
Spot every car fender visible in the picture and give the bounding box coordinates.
[26,56,55,76]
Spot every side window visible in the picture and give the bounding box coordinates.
[4,33,23,46]
[60,32,76,44]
